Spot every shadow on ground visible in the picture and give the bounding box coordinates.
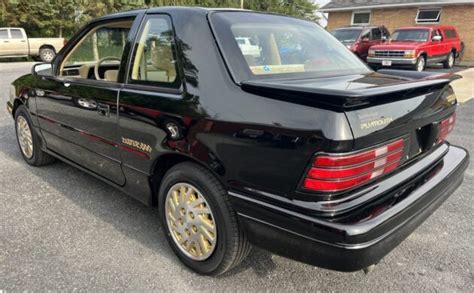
[0,123,278,277]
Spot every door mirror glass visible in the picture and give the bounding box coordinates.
[32,63,53,76]
[432,35,442,42]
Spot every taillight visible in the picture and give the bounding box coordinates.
[303,139,405,192]
[437,113,456,143]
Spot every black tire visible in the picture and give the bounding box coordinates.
[14,105,55,166]
[443,51,455,69]
[413,55,426,72]
[39,47,55,62]
[158,162,251,275]
[368,64,380,71]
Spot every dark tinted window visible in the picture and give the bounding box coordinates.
[371,28,381,40]
[332,29,362,42]
[352,12,370,24]
[445,29,457,39]
[10,29,23,39]
[0,29,8,39]
[392,29,430,42]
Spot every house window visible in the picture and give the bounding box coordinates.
[351,11,371,25]
[416,8,441,23]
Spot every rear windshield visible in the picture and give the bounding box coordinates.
[392,29,429,42]
[210,12,370,82]
[332,29,362,42]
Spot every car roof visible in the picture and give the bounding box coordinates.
[333,25,382,30]
[93,6,286,23]
[395,25,456,30]
[147,6,248,13]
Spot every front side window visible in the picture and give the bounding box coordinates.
[129,15,179,87]
[211,12,370,81]
[416,9,441,23]
[371,28,381,40]
[391,29,430,42]
[432,29,443,41]
[352,11,371,25]
[0,29,8,39]
[60,20,133,81]
[10,29,23,39]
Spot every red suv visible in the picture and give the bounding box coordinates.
[367,25,462,71]
[332,25,390,61]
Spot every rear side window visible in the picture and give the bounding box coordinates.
[211,12,370,81]
[10,29,23,39]
[444,29,457,39]
[0,29,8,39]
[129,15,180,87]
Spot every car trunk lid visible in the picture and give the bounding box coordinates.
[241,70,459,165]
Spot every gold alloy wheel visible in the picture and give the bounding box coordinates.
[165,182,217,261]
[17,116,34,159]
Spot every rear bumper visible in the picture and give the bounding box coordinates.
[367,57,417,66]
[230,144,469,271]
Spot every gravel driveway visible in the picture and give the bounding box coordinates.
[1,62,473,291]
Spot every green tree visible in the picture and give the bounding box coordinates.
[0,0,319,38]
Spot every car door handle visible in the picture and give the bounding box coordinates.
[97,103,110,117]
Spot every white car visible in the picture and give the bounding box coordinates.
[235,37,260,57]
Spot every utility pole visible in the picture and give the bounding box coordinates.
[240,0,244,9]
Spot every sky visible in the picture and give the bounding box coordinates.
[313,0,330,27]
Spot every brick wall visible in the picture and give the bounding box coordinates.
[326,5,474,63]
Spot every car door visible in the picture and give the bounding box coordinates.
[358,29,371,59]
[430,29,443,59]
[0,28,10,56]
[369,28,383,53]
[8,28,28,56]
[118,14,184,178]
[34,16,142,185]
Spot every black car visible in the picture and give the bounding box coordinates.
[6,7,469,276]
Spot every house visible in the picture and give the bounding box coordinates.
[320,0,474,64]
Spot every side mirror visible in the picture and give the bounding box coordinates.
[32,62,53,76]
[432,35,442,42]
[361,37,370,42]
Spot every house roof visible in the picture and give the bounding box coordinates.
[320,0,474,12]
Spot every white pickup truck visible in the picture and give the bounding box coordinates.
[235,37,261,57]
[0,27,64,62]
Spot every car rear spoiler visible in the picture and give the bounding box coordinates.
[241,70,461,110]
